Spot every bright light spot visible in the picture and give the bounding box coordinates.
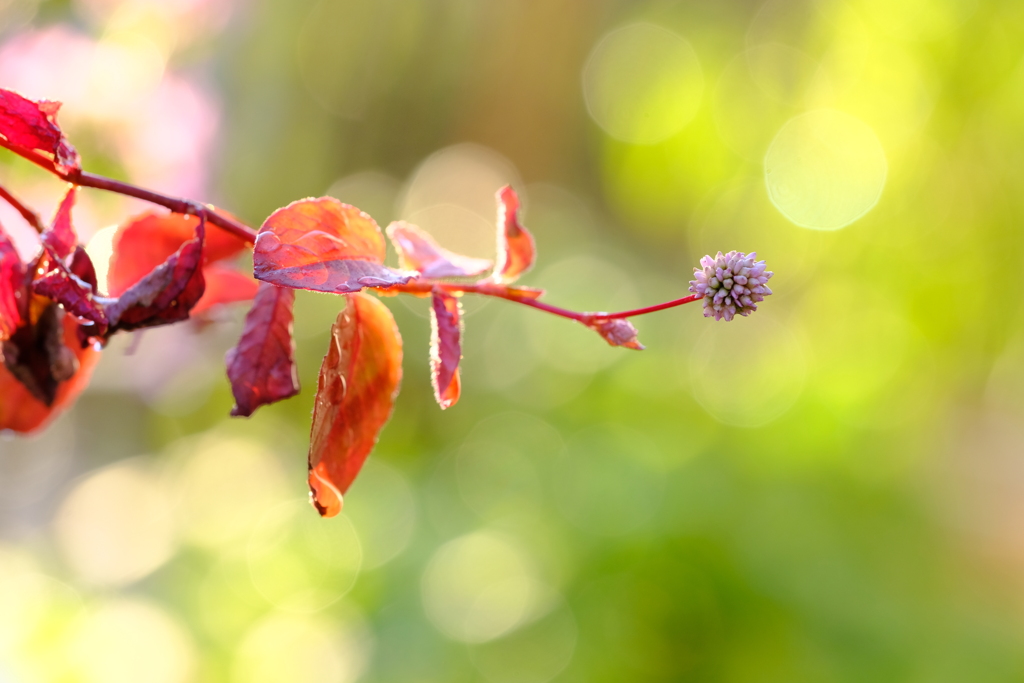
[342,459,417,570]
[233,612,372,683]
[53,460,176,586]
[400,144,522,260]
[470,602,578,683]
[765,109,887,230]
[173,435,289,550]
[582,22,704,144]
[422,531,545,643]
[0,545,82,658]
[69,599,195,683]
[247,500,362,612]
[85,33,166,120]
[85,225,117,294]
[689,312,806,427]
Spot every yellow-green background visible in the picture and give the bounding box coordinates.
[2,0,1024,681]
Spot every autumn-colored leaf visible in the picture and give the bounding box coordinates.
[190,265,260,317]
[32,251,108,336]
[40,185,78,260]
[488,185,535,284]
[103,214,206,333]
[254,197,413,294]
[226,282,300,417]
[107,211,249,296]
[0,228,24,340]
[68,246,98,293]
[386,221,492,279]
[0,89,81,175]
[585,318,645,350]
[430,289,462,409]
[308,293,402,517]
[0,303,99,433]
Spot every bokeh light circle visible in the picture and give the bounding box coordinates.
[422,531,546,643]
[764,109,887,230]
[54,460,176,587]
[233,612,371,683]
[247,500,362,613]
[583,22,704,144]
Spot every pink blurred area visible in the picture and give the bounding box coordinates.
[0,24,220,200]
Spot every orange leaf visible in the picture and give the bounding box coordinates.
[429,289,462,409]
[190,265,260,317]
[386,221,492,279]
[308,293,402,517]
[0,304,99,433]
[107,211,248,297]
[254,197,413,294]
[488,185,535,284]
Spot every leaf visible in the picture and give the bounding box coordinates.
[0,303,99,433]
[226,282,300,417]
[0,89,81,175]
[488,185,535,284]
[585,318,645,350]
[107,211,248,297]
[189,265,260,317]
[386,221,492,279]
[0,227,24,341]
[32,251,108,336]
[68,246,98,293]
[429,289,462,409]
[254,197,413,294]
[103,214,206,333]
[308,293,402,517]
[41,185,77,259]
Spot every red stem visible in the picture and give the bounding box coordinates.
[1,142,701,324]
[0,182,45,233]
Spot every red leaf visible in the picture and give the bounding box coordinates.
[103,214,206,333]
[0,303,99,433]
[308,293,402,517]
[189,265,260,317]
[254,197,413,294]
[0,89,81,175]
[41,185,77,259]
[107,211,248,297]
[32,251,108,336]
[69,246,98,293]
[488,185,535,284]
[386,221,492,279]
[430,289,462,409]
[585,318,645,350]
[0,228,24,340]
[225,282,300,417]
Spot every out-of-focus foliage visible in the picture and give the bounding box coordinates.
[3,0,1024,681]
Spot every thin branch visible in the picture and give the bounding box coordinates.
[1,140,701,324]
[0,182,45,233]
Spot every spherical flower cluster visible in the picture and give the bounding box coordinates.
[689,251,773,321]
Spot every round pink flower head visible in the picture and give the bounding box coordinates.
[689,251,773,321]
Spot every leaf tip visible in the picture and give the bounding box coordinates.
[308,463,343,518]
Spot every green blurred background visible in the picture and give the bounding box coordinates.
[3,0,1024,681]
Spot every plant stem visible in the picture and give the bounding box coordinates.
[1,143,701,324]
[0,182,45,233]
[394,281,701,323]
